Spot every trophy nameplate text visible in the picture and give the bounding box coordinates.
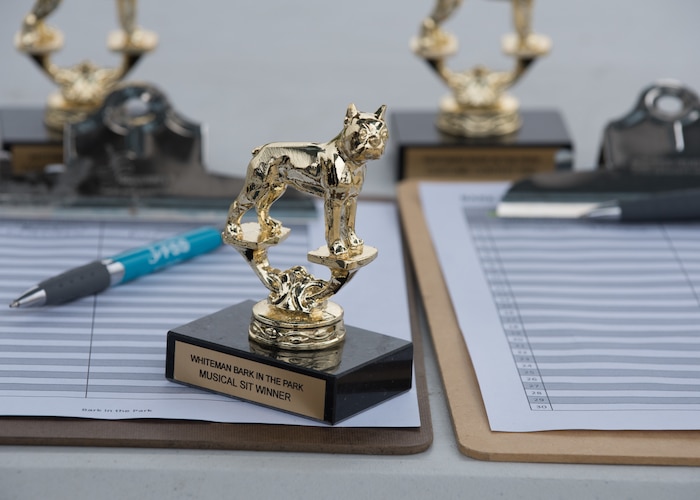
[166,105,413,423]
[393,109,573,180]
[398,0,572,180]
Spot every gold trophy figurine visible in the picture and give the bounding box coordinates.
[411,0,551,137]
[15,0,157,133]
[222,104,389,351]
[166,104,412,422]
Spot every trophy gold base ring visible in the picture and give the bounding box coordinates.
[437,94,521,137]
[249,301,346,351]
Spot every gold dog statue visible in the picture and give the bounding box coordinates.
[223,104,389,350]
[223,104,387,256]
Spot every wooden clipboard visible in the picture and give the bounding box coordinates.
[0,238,432,455]
[398,179,700,465]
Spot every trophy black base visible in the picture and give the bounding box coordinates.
[392,110,573,181]
[0,107,63,176]
[165,300,413,424]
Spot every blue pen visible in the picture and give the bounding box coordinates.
[9,226,222,308]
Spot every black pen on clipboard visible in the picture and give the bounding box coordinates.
[582,189,700,222]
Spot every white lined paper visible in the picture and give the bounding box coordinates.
[421,182,700,431]
[0,202,419,427]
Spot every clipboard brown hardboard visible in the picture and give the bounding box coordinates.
[397,179,700,465]
[0,256,432,455]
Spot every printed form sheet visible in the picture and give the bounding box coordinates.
[0,202,419,427]
[420,182,700,431]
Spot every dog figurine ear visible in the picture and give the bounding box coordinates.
[375,105,387,121]
[345,103,359,125]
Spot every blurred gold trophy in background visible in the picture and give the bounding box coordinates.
[411,0,550,137]
[15,0,157,133]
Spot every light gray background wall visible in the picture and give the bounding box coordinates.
[1,0,698,195]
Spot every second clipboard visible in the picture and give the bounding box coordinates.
[398,179,700,465]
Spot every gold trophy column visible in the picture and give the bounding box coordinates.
[15,0,158,133]
[411,0,551,137]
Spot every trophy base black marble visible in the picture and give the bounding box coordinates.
[165,300,413,424]
[392,110,573,180]
[0,107,63,176]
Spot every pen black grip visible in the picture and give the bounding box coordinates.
[618,191,700,222]
[39,261,111,305]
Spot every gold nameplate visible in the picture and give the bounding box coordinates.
[172,341,326,420]
[403,146,560,180]
[11,144,64,175]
